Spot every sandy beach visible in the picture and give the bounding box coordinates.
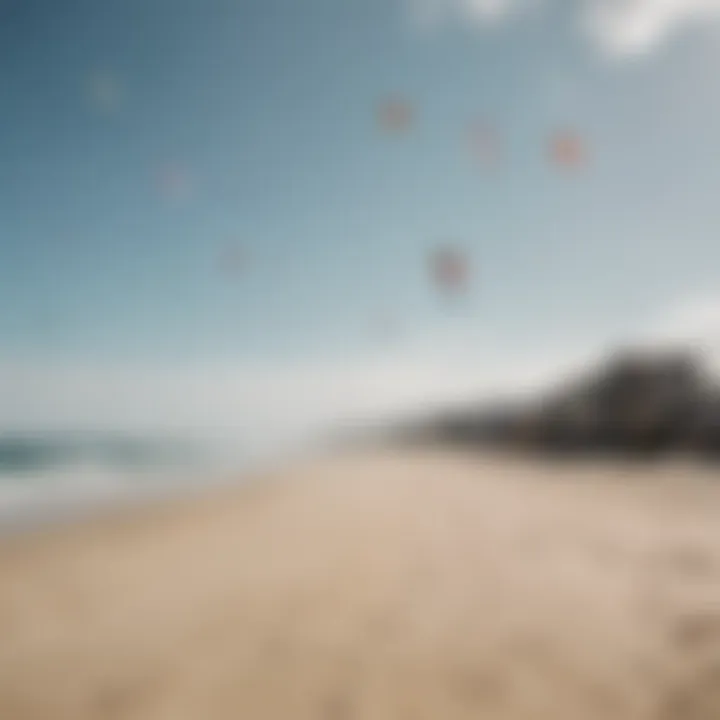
[1,448,720,719]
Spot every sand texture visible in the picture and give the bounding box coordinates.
[1,449,720,719]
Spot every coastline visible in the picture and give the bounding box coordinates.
[1,447,720,719]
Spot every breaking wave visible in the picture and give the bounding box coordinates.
[0,432,238,528]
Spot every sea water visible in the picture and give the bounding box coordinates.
[0,432,246,531]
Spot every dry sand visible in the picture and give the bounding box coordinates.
[1,448,720,719]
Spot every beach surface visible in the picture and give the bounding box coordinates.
[1,448,720,719]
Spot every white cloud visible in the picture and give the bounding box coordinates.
[459,0,523,20]
[582,0,720,56]
[407,0,531,30]
[635,295,720,368]
[408,0,720,55]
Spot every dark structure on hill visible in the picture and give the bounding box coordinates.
[402,349,720,459]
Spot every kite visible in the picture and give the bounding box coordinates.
[467,121,502,168]
[549,129,587,170]
[428,245,470,297]
[377,97,414,135]
[88,71,123,115]
[158,164,193,203]
[218,245,247,280]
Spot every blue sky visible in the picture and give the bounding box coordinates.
[2,0,720,433]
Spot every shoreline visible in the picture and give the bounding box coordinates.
[0,460,258,541]
[1,447,719,719]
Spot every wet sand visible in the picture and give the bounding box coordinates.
[1,448,720,719]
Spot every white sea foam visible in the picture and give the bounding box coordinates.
[0,429,321,533]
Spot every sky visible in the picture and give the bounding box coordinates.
[2,0,720,437]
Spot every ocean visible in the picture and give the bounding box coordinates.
[0,432,254,531]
